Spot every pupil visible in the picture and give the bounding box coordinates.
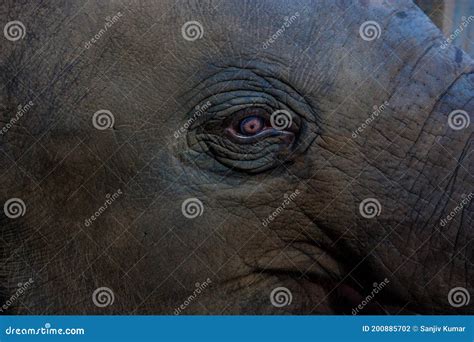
[240,116,263,136]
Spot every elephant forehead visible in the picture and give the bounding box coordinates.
[75,0,436,112]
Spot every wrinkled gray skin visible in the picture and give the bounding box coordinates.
[0,0,472,314]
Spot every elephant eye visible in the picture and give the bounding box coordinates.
[220,107,297,146]
[185,78,316,174]
[239,116,265,136]
[224,108,276,141]
[187,104,302,173]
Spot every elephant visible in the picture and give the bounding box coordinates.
[0,0,472,315]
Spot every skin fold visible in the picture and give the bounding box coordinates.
[0,0,472,314]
